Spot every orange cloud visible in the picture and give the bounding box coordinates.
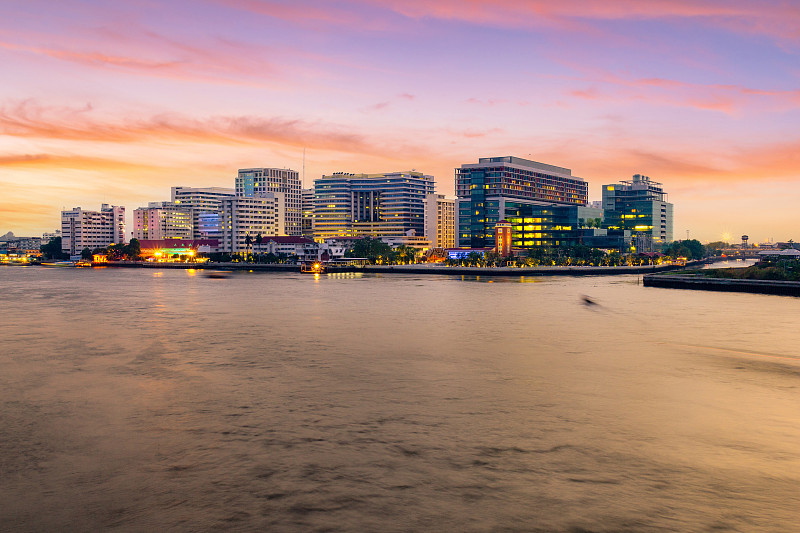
[0,100,378,154]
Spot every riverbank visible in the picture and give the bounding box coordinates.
[72,260,704,276]
[643,273,800,296]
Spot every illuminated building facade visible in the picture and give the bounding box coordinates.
[133,202,193,241]
[505,204,605,249]
[61,204,125,256]
[602,174,673,244]
[423,194,455,249]
[171,186,235,241]
[237,168,302,236]
[494,220,512,256]
[301,188,315,238]
[313,171,434,240]
[456,156,588,248]
[221,194,285,253]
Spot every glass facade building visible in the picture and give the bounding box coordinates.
[602,174,673,245]
[313,171,435,240]
[455,156,588,248]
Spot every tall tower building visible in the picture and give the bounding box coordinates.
[61,204,125,256]
[423,194,455,249]
[236,168,301,236]
[602,174,673,244]
[313,171,435,240]
[455,156,588,248]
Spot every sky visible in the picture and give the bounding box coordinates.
[1,0,799,243]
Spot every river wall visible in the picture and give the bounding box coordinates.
[643,274,800,297]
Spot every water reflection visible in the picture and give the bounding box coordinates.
[1,267,798,532]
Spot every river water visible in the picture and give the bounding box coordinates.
[1,266,798,532]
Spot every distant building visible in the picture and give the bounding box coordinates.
[301,187,315,238]
[171,186,235,241]
[221,194,285,254]
[133,202,193,241]
[456,156,588,248]
[253,236,318,261]
[61,204,125,255]
[423,194,455,249]
[313,171,435,240]
[237,168,302,236]
[602,174,673,246]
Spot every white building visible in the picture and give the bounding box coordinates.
[221,194,285,254]
[61,204,125,255]
[133,202,193,240]
[171,186,235,241]
[423,193,455,249]
[237,168,302,236]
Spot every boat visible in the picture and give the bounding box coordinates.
[40,261,77,267]
[301,261,325,274]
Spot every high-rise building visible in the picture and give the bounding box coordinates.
[602,174,673,244]
[423,194,455,249]
[221,194,285,253]
[313,171,435,240]
[236,168,301,236]
[61,204,125,255]
[133,202,193,241]
[171,186,235,241]
[301,188,315,238]
[455,156,588,248]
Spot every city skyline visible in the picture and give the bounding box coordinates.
[2,0,799,242]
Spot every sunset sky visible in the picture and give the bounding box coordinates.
[2,0,799,242]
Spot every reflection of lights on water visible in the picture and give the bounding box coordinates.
[187,269,196,276]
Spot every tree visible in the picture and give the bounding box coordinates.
[40,237,66,260]
[254,234,263,263]
[244,234,253,261]
[81,247,93,260]
[347,237,392,263]
[126,238,141,260]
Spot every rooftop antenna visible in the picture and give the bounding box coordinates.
[686,229,689,240]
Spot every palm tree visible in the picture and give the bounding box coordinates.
[244,234,252,262]
[255,234,263,263]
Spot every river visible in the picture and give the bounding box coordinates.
[1,266,798,532]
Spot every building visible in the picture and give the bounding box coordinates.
[138,239,219,260]
[237,168,302,236]
[253,236,319,261]
[221,194,285,254]
[133,202,193,241]
[171,186,235,241]
[456,156,588,248]
[423,194,455,249]
[313,171,435,240]
[301,188,315,238]
[61,204,125,256]
[602,174,673,246]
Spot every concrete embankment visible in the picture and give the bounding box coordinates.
[355,262,699,277]
[643,274,800,297]
[92,260,702,277]
[99,261,298,272]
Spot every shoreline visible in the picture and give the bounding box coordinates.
[15,260,707,276]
